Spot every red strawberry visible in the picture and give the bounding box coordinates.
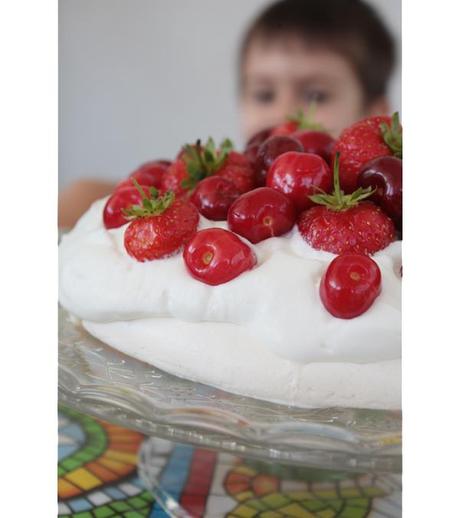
[332,112,402,193]
[215,163,255,193]
[161,159,189,196]
[270,106,326,136]
[201,149,255,192]
[161,138,255,195]
[226,150,252,168]
[297,155,395,255]
[123,182,199,261]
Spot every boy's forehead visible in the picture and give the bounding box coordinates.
[242,36,355,84]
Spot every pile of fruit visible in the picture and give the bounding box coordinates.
[102,111,402,319]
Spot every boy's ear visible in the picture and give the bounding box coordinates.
[365,96,391,117]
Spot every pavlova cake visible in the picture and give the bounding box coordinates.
[59,112,402,409]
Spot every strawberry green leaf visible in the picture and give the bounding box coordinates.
[287,104,327,132]
[380,112,402,158]
[122,178,175,218]
[309,153,375,211]
[179,137,234,190]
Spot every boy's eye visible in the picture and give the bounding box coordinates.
[302,89,329,104]
[251,89,275,104]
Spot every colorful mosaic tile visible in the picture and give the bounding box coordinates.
[58,406,401,517]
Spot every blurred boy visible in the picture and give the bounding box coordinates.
[239,0,395,140]
[59,0,396,227]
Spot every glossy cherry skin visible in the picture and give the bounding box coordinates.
[116,160,171,191]
[266,151,332,212]
[291,130,335,162]
[183,228,256,285]
[103,186,145,229]
[191,176,240,220]
[227,187,296,244]
[254,135,304,186]
[357,156,402,232]
[244,127,273,169]
[245,127,273,150]
[320,254,382,319]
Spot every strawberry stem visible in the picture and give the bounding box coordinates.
[122,179,175,219]
[181,137,234,190]
[309,153,375,211]
[287,104,326,132]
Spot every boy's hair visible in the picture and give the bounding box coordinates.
[240,0,396,104]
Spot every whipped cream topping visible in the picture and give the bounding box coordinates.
[59,198,401,366]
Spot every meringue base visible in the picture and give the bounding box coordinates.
[83,317,401,410]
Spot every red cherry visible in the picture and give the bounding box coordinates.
[103,187,144,229]
[183,228,256,285]
[254,135,304,186]
[245,127,273,150]
[266,152,332,212]
[244,143,261,171]
[191,176,240,220]
[357,156,402,232]
[320,254,382,319]
[291,130,335,162]
[116,160,171,191]
[244,127,274,167]
[227,187,296,244]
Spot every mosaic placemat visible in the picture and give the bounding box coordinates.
[58,406,401,517]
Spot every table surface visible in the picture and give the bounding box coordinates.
[58,405,402,518]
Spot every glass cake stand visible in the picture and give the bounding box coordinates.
[58,306,401,474]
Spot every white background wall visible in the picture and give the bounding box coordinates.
[59,0,401,189]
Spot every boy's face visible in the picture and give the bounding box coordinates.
[239,37,388,141]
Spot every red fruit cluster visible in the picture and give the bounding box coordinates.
[268,107,335,162]
[297,155,395,256]
[162,138,255,199]
[99,111,402,310]
[103,160,171,230]
[332,113,402,193]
